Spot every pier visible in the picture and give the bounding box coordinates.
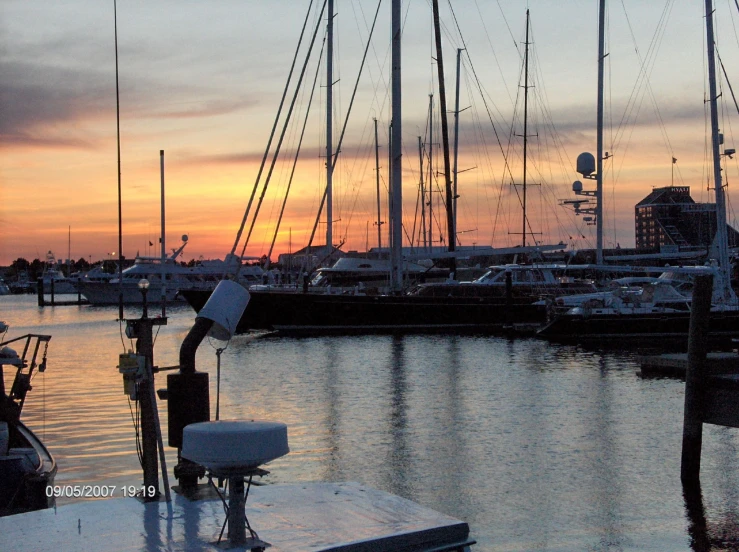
[36,278,88,307]
[0,482,475,552]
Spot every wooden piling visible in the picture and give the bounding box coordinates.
[505,270,512,327]
[681,274,713,484]
[36,278,44,306]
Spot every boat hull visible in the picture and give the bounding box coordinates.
[76,281,185,305]
[0,422,57,516]
[537,309,739,346]
[180,288,546,335]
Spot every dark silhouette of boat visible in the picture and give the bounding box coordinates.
[0,329,56,516]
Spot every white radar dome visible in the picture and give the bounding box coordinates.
[182,420,289,473]
[576,152,596,177]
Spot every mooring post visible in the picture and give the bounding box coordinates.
[77,277,82,304]
[137,317,161,500]
[505,269,513,328]
[681,273,713,484]
[37,278,44,306]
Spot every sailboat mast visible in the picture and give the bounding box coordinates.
[391,0,403,290]
[428,95,434,251]
[160,149,166,316]
[374,118,382,250]
[114,0,123,319]
[596,0,605,265]
[453,48,462,240]
[705,0,732,296]
[522,10,530,248]
[431,0,455,266]
[326,0,335,254]
[419,136,427,250]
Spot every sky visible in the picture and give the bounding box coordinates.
[2,0,739,266]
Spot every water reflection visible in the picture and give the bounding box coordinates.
[585,354,628,551]
[382,336,411,499]
[9,293,739,551]
[684,459,739,551]
[322,338,342,482]
[684,483,711,552]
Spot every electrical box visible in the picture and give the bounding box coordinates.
[118,353,145,399]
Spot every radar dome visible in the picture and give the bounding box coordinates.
[576,152,596,176]
[572,180,583,193]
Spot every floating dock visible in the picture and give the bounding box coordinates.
[0,482,475,551]
[638,352,739,377]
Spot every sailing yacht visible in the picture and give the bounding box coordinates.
[78,239,263,306]
[181,6,581,335]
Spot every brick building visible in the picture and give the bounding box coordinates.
[635,186,739,249]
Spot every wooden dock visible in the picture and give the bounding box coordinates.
[0,482,475,551]
[638,352,739,377]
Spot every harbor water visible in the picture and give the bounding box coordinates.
[3,294,739,551]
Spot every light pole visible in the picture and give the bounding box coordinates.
[139,278,149,319]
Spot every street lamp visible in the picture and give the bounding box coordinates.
[139,278,150,318]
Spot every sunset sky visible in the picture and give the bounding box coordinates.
[2,0,739,266]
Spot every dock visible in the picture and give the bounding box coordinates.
[638,352,739,377]
[0,482,474,551]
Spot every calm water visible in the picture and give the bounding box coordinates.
[2,293,739,551]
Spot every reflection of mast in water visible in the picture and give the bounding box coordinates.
[583,355,626,549]
[425,336,472,517]
[321,338,342,482]
[381,336,412,499]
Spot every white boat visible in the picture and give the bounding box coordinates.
[38,252,76,295]
[410,263,597,299]
[78,243,263,306]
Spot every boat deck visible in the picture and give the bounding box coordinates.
[0,481,474,551]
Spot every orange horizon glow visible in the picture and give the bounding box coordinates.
[3,2,739,267]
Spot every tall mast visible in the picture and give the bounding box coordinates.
[326,0,335,253]
[390,0,403,290]
[431,0,455,269]
[374,118,382,250]
[159,149,166,316]
[419,136,427,250]
[595,0,605,264]
[114,0,123,320]
[705,0,732,298]
[428,94,434,250]
[522,10,531,247]
[453,48,462,240]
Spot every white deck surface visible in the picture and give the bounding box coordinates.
[0,482,472,551]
